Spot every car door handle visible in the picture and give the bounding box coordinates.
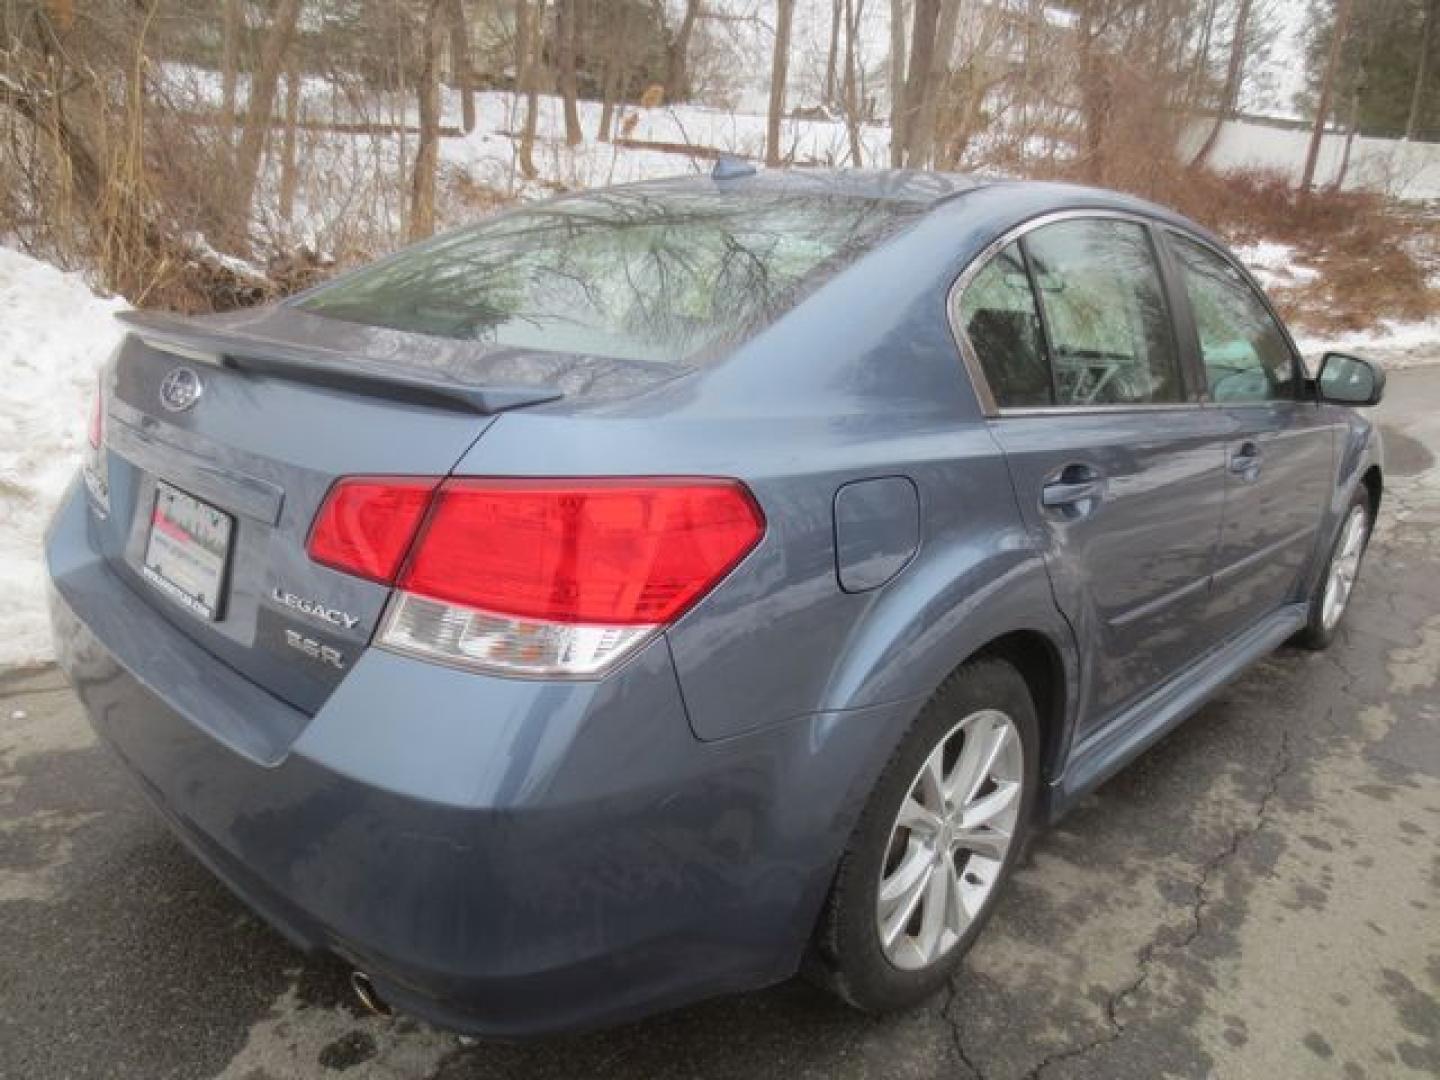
[1042,465,1105,511]
[1229,442,1262,480]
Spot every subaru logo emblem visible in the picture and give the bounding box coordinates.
[159,367,203,412]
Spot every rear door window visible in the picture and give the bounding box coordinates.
[1022,219,1184,406]
[956,242,1053,408]
[1168,234,1297,403]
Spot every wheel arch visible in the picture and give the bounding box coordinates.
[971,628,1069,786]
[815,547,1078,742]
[1361,463,1383,522]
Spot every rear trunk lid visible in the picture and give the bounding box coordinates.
[93,305,667,714]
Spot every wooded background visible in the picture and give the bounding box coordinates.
[1,0,1436,313]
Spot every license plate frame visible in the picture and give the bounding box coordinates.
[141,481,234,621]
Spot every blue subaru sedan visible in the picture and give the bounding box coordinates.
[46,168,1383,1035]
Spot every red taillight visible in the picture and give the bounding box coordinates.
[308,477,439,583]
[400,479,765,625]
[310,476,764,677]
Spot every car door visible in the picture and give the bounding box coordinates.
[953,214,1232,734]
[1162,231,1336,639]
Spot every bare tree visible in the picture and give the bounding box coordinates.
[557,0,583,145]
[598,2,632,141]
[825,0,842,104]
[909,0,960,167]
[1302,0,1354,194]
[518,0,548,179]
[1407,0,1438,139]
[278,41,301,222]
[840,0,868,164]
[449,0,476,134]
[887,0,908,165]
[1074,1,1112,184]
[220,0,243,137]
[1190,0,1254,168]
[664,0,703,103]
[1185,0,1219,107]
[411,0,446,239]
[234,0,303,231]
[766,0,797,167]
[895,0,940,166]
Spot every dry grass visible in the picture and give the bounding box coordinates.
[1091,164,1440,337]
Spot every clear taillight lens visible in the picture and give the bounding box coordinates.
[378,593,657,677]
[309,477,766,678]
[87,375,103,449]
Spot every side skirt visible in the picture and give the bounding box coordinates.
[1044,603,1308,823]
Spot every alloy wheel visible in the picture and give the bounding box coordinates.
[875,708,1024,971]
[1322,505,1368,631]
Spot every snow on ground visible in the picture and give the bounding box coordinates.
[1233,240,1321,290]
[0,248,127,669]
[440,91,890,195]
[1293,318,1440,370]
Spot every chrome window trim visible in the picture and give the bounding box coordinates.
[946,208,1203,419]
[996,402,1202,418]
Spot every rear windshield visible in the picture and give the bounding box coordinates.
[296,189,916,364]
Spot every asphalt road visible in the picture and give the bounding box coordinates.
[4,368,1440,1080]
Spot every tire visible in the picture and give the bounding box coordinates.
[808,657,1040,1013]
[1295,487,1372,651]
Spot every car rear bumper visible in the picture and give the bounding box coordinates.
[45,481,912,1035]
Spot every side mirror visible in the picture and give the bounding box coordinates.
[1317,352,1385,407]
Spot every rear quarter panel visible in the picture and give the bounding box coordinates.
[452,197,1081,748]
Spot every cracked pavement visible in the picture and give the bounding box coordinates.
[4,370,1440,1079]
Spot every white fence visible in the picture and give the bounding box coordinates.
[1178,119,1440,202]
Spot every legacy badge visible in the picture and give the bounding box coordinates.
[272,586,361,630]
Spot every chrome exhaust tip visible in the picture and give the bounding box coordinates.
[350,970,392,1017]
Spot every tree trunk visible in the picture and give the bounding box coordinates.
[411,0,445,240]
[1076,3,1110,184]
[841,0,866,164]
[598,2,631,141]
[518,0,547,179]
[1185,0,1218,108]
[1407,0,1437,139]
[766,0,796,166]
[278,42,301,223]
[233,0,303,228]
[1190,0,1252,169]
[449,0,476,133]
[514,0,531,94]
[1017,0,1040,160]
[911,0,959,167]
[888,0,908,165]
[220,0,242,137]
[825,0,842,105]
[896,0,940,166]
[1301,0,1353,195]
[557,0,582,145]
[664,0,701,103]
[1332,88,1360,191]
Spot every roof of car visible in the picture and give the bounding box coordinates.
[616,167,991,206]
[610,167,1205,230]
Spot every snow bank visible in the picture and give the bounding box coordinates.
[0,247,127,669]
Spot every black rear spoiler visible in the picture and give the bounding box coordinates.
[117,310,563,415]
